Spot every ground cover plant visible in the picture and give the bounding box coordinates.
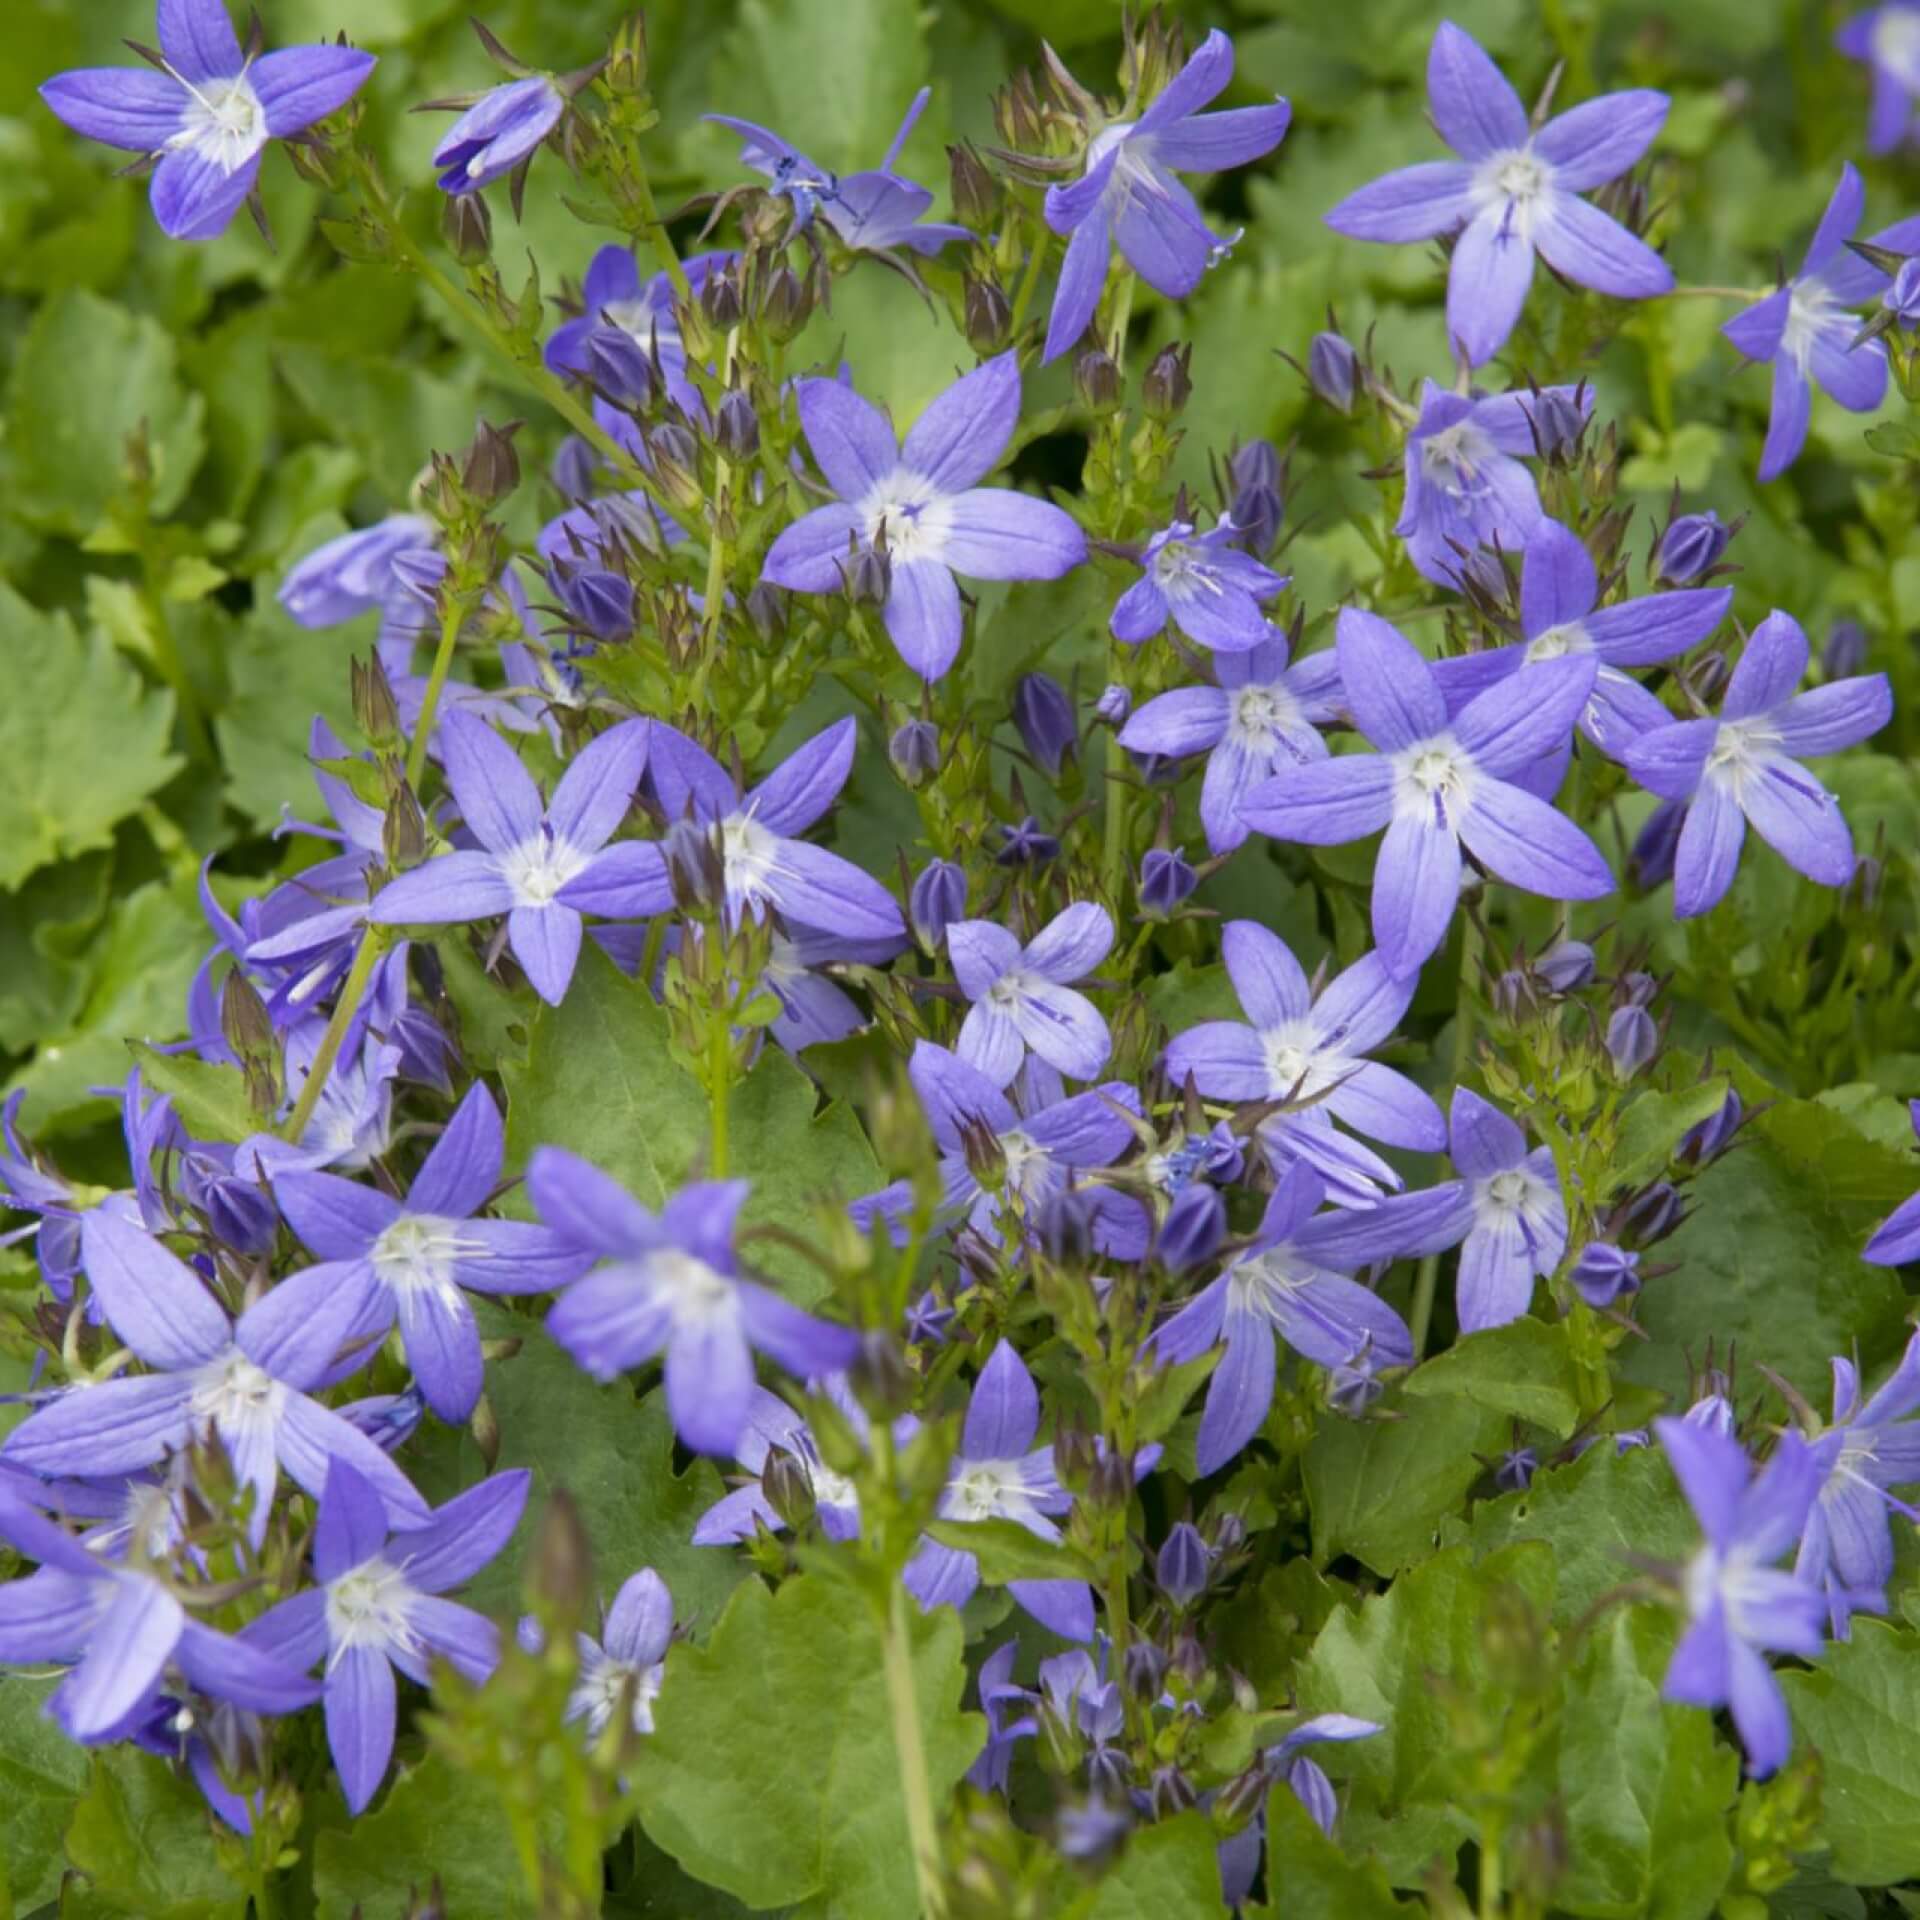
[6,0,1920,1913]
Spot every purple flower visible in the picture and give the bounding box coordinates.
[1110,520,1291,654]
[1659,511,1734,584]
[1865,1101,1920,1264]
[1149,1165,1462,1473]
[1011,671,1079,775]
[691,1381,879,1546]
[1325,23,1670,366]
[244,1460,528,1811]
[707,88,970,256]
[1570,1241,1640,1308]
[545,248,734,426]
[1398,381,1593,587]
[39,0,375,240]
[1721,166,1920,480]
[1241,609,1614,980]
[260,1085,593,1423]
[434,75,565,193]
[903,1342,1094,1641]
[1216,1715,1382,1907]
[1623,612,1892,918]
[966,1641,1039,1792]
[1118,633,1342,854]
[528,1152,858,1456]
[764,928,895,1054]
[1656,1417,1824,1777]
[1837,6,1920,154]
[949,903,1114,1088]
[0,1487,321,1744]
[278,516,436,629]
[1429,519,1732,785]
[368,710,663,1005]
[2,1212,428,1545]
[1041,31,1290,363]
[1164,920,1445,1208]
[647,717,905,941]
[565,1568,675,1737]
[761,354,1087,681]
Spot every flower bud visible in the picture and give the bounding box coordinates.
[1169,1633,1207,1689]
[1155,1521,1211,1606]
[1073,347,1121,415]
[550,434,597,502]
[847,542,893,608]
[995,815,1061,867]
[1631,797,1684,888]
[663,817,726,915]
[761,262,813,343]
[1659,510,1732,583]
[745,581,787,642]
[221,970,276,1065]
[1141,342,1192,419]
[947,142,999,228]
[1491,967,1533,1023]
[1570,1241,1640,1309]
[888,718,941,788]
[551,561,634,642]
[1604,1003,1658,1080]
[1679,1089,1743,1167]
[1307,330,1356,411]
[526,1489,593,1629]
[1493,1445,1538,1494]
[1139,846,1198,918]
[647,422,704,513]
[1848,852,1885,912]
[1218,1761,1271,1827]
[1536,938,1596,994]
[583,325,658,407]
[443,187,493,264]
[1036,1187,1097,1266]
[701,265,745,332]
[1685,649,1730,706]
[1155,1180,1223,1274]
[1327,1348,1384,1416]
[909,858,966,950]
[715,388,760,460]
[1227,438,1284,557]
[462,419,522,503]
[1886,256,1920,325]
[962,274,1013,356]
[1093,683,1131,727]
[1012,672,1077,775]
[351,651,402,746]
[850,1328,914,1419]
[1124,1639,1168,1701]
[1824,619,1868,678]
[1148,1766,1196,1820]
[606,11,649,95]
[763,1447,816,1529]
[1617,1179,1683,1246]
[1530,388,1586,458]
[383,782,429,872]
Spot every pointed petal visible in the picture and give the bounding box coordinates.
[901,354,1020,493]
[745,719,856,837]
[1195,1303,1275,1473]
[795,378,898,500]
[80,1211,230,1369]
[1534,90,1668,189]
[964,1340,1041,1458]
[1335,608,1447,750]
[1372,808,1462,979]
[1427,21,1529,158]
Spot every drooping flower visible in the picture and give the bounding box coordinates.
[1118,634,1342,855]
[1623,611,1892,917]
[1217,1715,1384,1906]
[434,76,565,194]
[1656,1418,1824,1777]
[1397,381,1593,586]
[529,1152,858,1456]
[1325,22,1671,366]
[1110,520,1290,654]
[903,1341,1095,1641]
[1837,5,1920,153]
[39,0,375,240]
[1164,920,1446,1206]
[261,1084,594,1422]
[243,1460,528,1811]
[1041,31,1291,363]
[761,354,1087,681]
[562,1568,675,1738]
[1865,1102,1920,1264]
[1721,166,1920,480]
[368,710,663,1005]
[1240,609,1614,980]
[949,903,1114,1088]
[966,1641,1039,1792]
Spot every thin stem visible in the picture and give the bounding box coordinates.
[282,928,384,1145]
[707,1013,731,1178]
[1008,225,1052,339]
[627,161,689,302]
[699,326,742,671]
[1108,270,1137,371]
[1409,912,1484,1355]
[405,594,470,793]
[881,1575,947,1920]
[1664,284,1769,301]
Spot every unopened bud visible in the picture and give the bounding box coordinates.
[1141,343,1192,420]
[1685,649,1730,705]
[1012,671,1077,775]
[462,419,522,503]
[1156,1521,1211,1606]
[701,266,745,332]
[1536,938,1596,994]
[1327,1349,1384,1416]
[1093,683,1130,727]
[763,1448,816,1530]
[1036,1186,1097,1265]
[947,142,999,227]
[1824,619,1868,678]
[551,561,634,642]
[888,718,941,788]
[1218,1762,1271,1826]
[584,326,658,407]
[1530,388,1586,457]
[1848,852,1885,911]
[910,858,966,950]
[962,274,1013,355]
[850,1328,913,1419]
[1604,1003,1658,1080]
[1139,846,1198,919]
[352,652,401,746]
[1659,510,1733,584]
[746,581,787,641]
[761,263,812,343]
[443,188,493,265]
[527,1489,593,1628]
[663,817,726,915]
[1124,1639,1168,1701]
[1073,346,1121,415]
[1307,330,1356,411]
[1678,1089,1743,1167]
[1886,255,1920,325]
[1227,437,1284,556]
[994,815,1060,867]
[1493,1445,1538,1494]
[848,541,892,608]
[1570,1241,1640,1309]
[383,782,429,872]
[221,970,275,1063]
[550,435,597,501]
[715,388,760,460]
[606,11,649,95]
[1148,1765,1196,1820]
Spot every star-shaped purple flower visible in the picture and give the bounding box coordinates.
[435,76,564,194]
[1110,519,1291,654]
[950,902,1114,1089]
[762,354,1086,681]
[1623,611,1891,918]
[1837,5,1920,152]
[1326,22,1670,367]
[563,1567,676,1737]
[692,1379,884,1547]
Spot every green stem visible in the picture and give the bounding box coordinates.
[282,928,384,1144]
[1664,284,1768,301]
[405,594,470,793]
[1108,270,1137,370]
[881,1576,947,1920]
[1409,912,1484,1355]
[1008,225,1052,339]
[627,159,689,301]
[138,558,213,763]
[699,327,742,672]
[707,1013,731,1178]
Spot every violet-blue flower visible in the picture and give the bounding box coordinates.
[434,75,565,194]
[1325,22,1670,366]
[1865,1101,1920,1265]
[1623,611,1892,918]
[545,248,734,427]
[278,516,436,630]
[762,353,1086,681]
[565,1568,675,1737]
[1110,520,1290,654]
[1837,6,1920,153]
[949,902,1114,1088]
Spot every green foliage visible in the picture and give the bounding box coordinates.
[0,1678,87,1915]
[63,1749,249,1918]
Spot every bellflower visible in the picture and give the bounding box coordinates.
[2,1212,428,1545]
[903,1341,1094,1641]
[528,1151,858,1455]
[1241,610,1614,979]
[761,353,1087,681]
[1837,5,1920,152]
[434,76,565,194]
[368,710,663,1005]
[1119,635,1343,855]
[1656,1418,1825,1777]
[1623,611,1892,917]
[1865,1102,1920,1264]
[949,902,1114,1088]
[764,928,899,1054]
[0,1489,321,1744]
[1397,381,1593,586]
[1325,23,1671,366]
[261,1085,593,1423]
[243,1460,528,1812]
[967,1641,1039,1793]
[1150,1165,1464,1474]
[692,1380,885,1546]
[1721,166,1920,479]
[278,516,437,629]
[39,0,375,240]
[1793,1334,1920,1636]
[1110,519,1291,654]
[1217,1716,1383,1907]
[546,248,733,426]
[1041,31,1291,363]
[1430,519,1733,789]
[564,1568,675,1738]
[1164,920,1446,1206]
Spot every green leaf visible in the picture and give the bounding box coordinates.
[627,1572,982,1914]
[1403,1317,1582,1439]
[0,1676,87,1916]
[1609,1078,1731,1193]
[926,1517,1097,1584]
[0,588,181,893]
[1781,1619,1920,1885]
[63,1748,248,1919]
[7,288,205,533]
[1304,1392,1505,1575]
[1083,1812,1226,1917]
[126,1044,256,1144]
[274,342,482,502]
[1255,1784,1417,1917]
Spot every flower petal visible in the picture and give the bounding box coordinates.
[1447,206,1536,367]
[901,355,1020,494]
[251,45,377,138]
[39,69,184,151]
[1533,90,1668,189]
[1325,161,1476,242]
[940,489,1086,581]
[795,378,898,500]
[1426,21,1529,159]
[1372,808,1462,979]
[882,560,963,681]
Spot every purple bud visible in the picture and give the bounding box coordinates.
[1073,348,1122,415]
[1308,331,1356,411]
[994,816,1061,867]
[1156,1521,1211,1605]
[1012,672,1077,775]
[1536,939,1595,994]
[1142,343,1192,420]
[848,543,893,607]
[909,858,966,950]
[1093,683,1131,727]
[550,435,598,501]
[1605,1004,1658,1080]
[1155,1181,1224,1273]
[1570,1241,1641,1309]
[904,1289,955,1347]
[1227,439,1285,555]
[1824,619,1868,678]
[1036,1187,1098,1265]
[337,1385,428,1454]
[663,817,726,914]
[550,561,634,642]
[1461,548,1510,600]
[1631,798,1685,889]
[746,582,787,641]
[1619,971,1658,1008]
[715,389,760,460]
[1123,1639,1168,1700]
[1659,511,1732,584]
[651,420,699,474]
[1530,389,1586,458]
[583,325,658,406]
[1138,846,1198,918]
[1617,1179,1683,1246]
[1327,1348,1385,1417]
[1493,1446,1538,1494]
[1678,1089,1743,1167]
[888,719,940,789]
[1886,256,1920,324]
[1684,1391,1737,1439]
[1148,1765,1196,1819]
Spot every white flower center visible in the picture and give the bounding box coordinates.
[1419,422,1495,499]
[998,1129,1050,1199]
[650,1249,737,1331]
[948,1458,1029,1522]
[190,1348,286,1440]
[1873,7,1920,89]
[1261,1021,1335,1101]
[326,1557,421,1660]
[1783,280,1846,373]
[371,1213,468,1305]
[857,468,953,565]
[1152,539,1218,599]
[1229,1250,1315,1318]
[720,810,780,914]
[1705,716,1783,796]
[1229,681,1306,751]
[1392,736,1478,825]
[986,969,1035,1011]
[172,74,267,175]
[498,833,590,908]
[571,1650,665,1736]
[603,295,670,350]
[1525,621,1590,662]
